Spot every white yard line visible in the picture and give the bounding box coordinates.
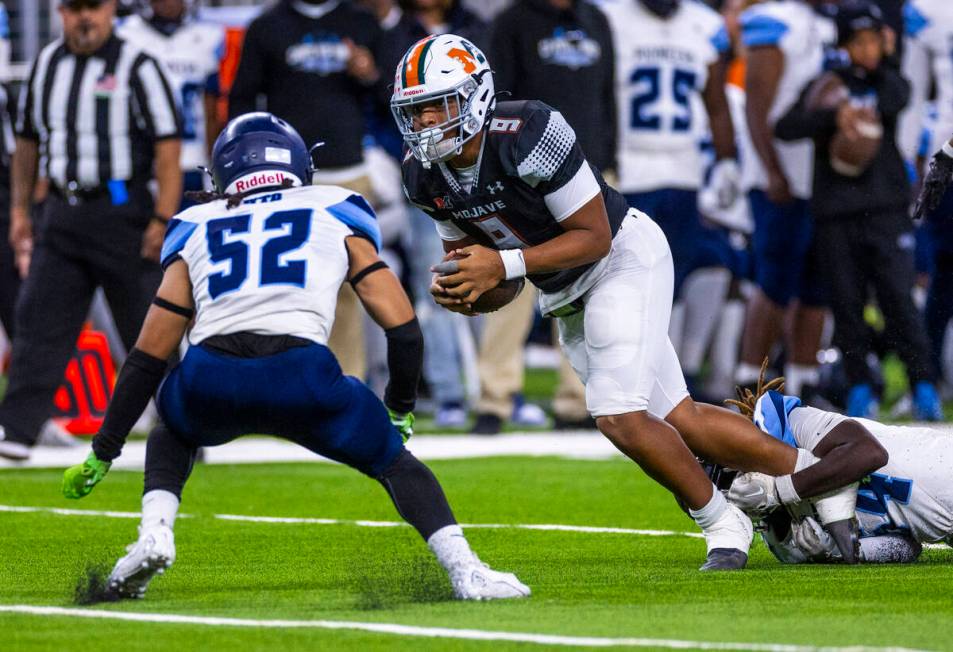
[0,432,621,470]
[0,504,702,538]
[0,605,930,652]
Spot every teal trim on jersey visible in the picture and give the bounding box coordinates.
[711,25,731,54]
[752,390,801,448]
[326,195,382,252]
[903,2,929,38]
[161,218,199,269]
[740,13,789,48]
[0,6,9,39]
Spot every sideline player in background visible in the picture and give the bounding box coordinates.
[117,0,224,208]
[60,113,529,602]
[392,34,805,571]
[599,0,741,399]
[735,0,835,398]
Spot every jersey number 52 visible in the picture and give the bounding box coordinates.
[205,209,311,300]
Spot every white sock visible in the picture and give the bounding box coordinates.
[141,490,180,530]
[688,486,727,530]
[680,269,731,375]
[427,524,475,571]
[708,299,745,396]
[784,363,819,397]
[735,362,763,386]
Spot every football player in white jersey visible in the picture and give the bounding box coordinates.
[734,0,835,399]
[59,113,529,603]
[599,0,741,395]
[725,374,953,565]
[898,0,953,168]
[117,0,224,207]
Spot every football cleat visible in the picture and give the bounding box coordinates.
[451,559,530,600]
[913,382,943,422]
[699,503,752,571]
[106,525,175,599]
[700,548,748,571]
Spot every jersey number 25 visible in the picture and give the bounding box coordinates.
[629,66,696,132]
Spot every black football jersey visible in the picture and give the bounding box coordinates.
[401,100,629,293]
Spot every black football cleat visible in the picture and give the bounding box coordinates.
[699,548,748,571]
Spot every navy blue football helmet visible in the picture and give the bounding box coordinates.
[211,112,312,194]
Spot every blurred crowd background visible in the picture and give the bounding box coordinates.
[0,0,951,438]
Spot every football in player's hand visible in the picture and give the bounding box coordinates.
[829,111,882,177]
[469,278,524,313]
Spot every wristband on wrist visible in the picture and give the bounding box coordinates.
[499,249,526,280]
[776,474,800,505]
[942,141,953,159]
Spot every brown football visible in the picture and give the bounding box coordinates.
[829,116,882,177]
[804,72,882,177]
[470,278,525,313]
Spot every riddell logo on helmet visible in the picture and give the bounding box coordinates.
[234,171,288,192]
[403,88,426,96]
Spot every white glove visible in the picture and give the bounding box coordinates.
[706,158,741,210]
[791,517,839,560]
[812,482,859,525]
[727,472,781,516]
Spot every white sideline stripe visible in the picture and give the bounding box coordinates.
[0,432,621,470]
[0,504,703,538]
[0,605,930,652]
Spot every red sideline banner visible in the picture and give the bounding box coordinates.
[52,330,116,436]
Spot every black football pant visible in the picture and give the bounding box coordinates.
[0,193,160,445]
[814,211,936,387]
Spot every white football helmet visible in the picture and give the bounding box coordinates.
[390,34,495,167]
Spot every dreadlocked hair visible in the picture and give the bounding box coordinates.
[184,177,298,209]
[723,357,785,419]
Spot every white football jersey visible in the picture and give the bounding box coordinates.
[786,406,953,544]
[898,0,953,163]
[116,15,224,171]
[160,183,381,346]
[600,0,728,192]
[738,0,835,199]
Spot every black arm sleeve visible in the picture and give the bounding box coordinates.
[91,348,168,462]
[877,69,910,121]
[383,317,423,415]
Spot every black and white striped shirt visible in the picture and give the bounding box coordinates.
[16,33,180,190]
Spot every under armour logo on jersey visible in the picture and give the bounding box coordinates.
[486,181,504,195]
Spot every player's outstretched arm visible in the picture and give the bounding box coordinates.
[345,236,422,440]
[791,420,888,500]
[63,261,193,499]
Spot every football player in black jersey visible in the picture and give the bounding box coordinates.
[391,34,801,570]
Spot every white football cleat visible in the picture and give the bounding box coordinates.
[107,524,175,599]
[451,559,530,600]
[699,503,753,571]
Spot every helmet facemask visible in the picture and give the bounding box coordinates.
[392,75,486,167]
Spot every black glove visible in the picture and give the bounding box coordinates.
[914,145,953,220]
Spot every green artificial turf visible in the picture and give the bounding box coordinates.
[2,457,953,651]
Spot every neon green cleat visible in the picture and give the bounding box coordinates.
[62,451,111,499]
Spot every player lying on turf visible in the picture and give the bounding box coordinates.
[60,112,529,602]
[391,34,805,571]
[722,366,951,564]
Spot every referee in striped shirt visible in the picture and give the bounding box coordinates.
[0,0,181,461]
